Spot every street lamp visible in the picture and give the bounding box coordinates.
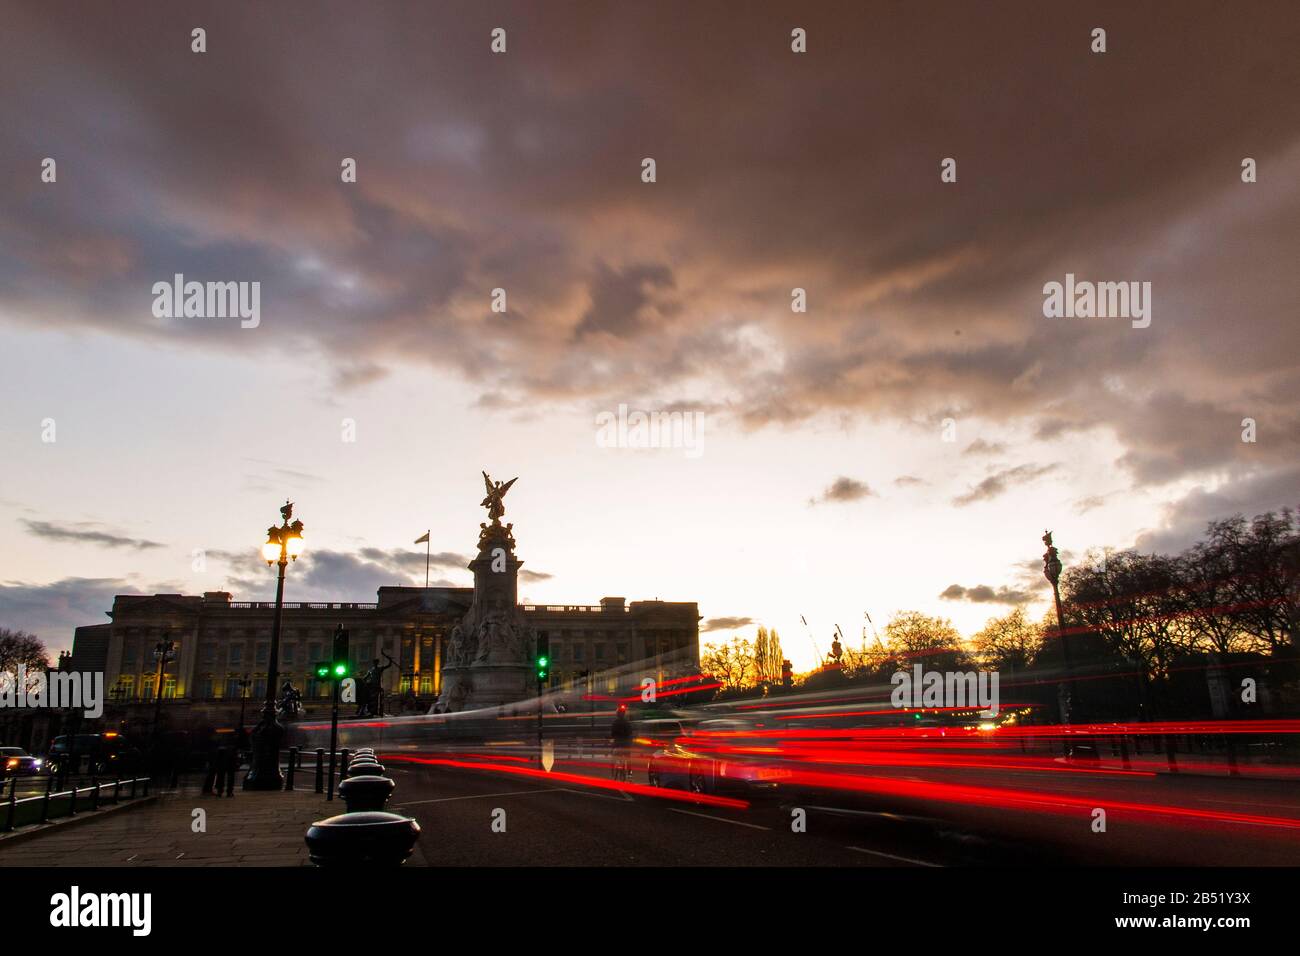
[1042,530,1078,753]
[152,636,176,746]
[244,500,305,791]
[237,672,252,733]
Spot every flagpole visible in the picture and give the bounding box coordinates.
[424,530,430,589]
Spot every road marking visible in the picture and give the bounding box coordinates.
[668,808,770,830]
[560,787,634,803]
[847,845,942,867]
[400,788,564,805]
[795,806,930,827]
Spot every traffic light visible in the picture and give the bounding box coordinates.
[781,659,793,689]
[314,661,331,680]
[331,625,351,679]
[535,633,550,683]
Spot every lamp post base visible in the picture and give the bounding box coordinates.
[242,708,286,791]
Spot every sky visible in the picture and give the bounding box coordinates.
[1,1,1298,670]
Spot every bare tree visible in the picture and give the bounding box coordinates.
[971,607,1042,672]
[700,636,757,691]
[881,611,970,671]
[0,628,51,695]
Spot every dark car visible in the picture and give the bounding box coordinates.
[0,746,45,777]
[44,733,142,776]
[646,718,791,796]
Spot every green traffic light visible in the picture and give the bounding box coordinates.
[537,656,549,667]
[334,663,347,677]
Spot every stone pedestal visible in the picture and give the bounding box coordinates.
[436,520,537,713]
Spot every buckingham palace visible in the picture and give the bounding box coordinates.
[69,585,699,728]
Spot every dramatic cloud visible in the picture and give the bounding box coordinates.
[810,476,876,506]
[701,616,755,633]
[1,1,1298,577]
[952,464,1059,507]
[939,583,1034,606]
[21,520,164,551]
[0,576,180,651]
[1135,464,1300,554]
[963,440,1007,458]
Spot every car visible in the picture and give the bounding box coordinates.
[645,718,791,796]
[44,733,142,776]
[0,746,46,777]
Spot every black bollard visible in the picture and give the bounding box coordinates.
[41,774,54,823]
[315,749,325,794]
[337,775,396,813]
[304,811,421,866]
[285,747,297,791]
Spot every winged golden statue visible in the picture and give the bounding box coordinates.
[480,471,518,523]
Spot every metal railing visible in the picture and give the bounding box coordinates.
[2,774,152,833]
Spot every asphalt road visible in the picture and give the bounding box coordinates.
[383,753,1075,866]
[374,741,1300,866]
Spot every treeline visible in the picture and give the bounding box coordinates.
[706,510,1299,720]
[700,627,786,698]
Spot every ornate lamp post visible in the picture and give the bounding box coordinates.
[152,636,176,744]
[244,500,304,790]
[237,673,252,733]
[1042,531,1078,751]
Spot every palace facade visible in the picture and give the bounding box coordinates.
[69,586,699,727]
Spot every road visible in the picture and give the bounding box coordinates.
[382,756,1054,866]
[371,739,1300,866]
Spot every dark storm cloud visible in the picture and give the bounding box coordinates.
[702,616,755,633]
[21,520,164,551]
[2,0,1299,525]
[809,476,875,505]
[1135,465,1300,554]
[0,576,179,651]
[219,547,463,602]
[357,548,471,572]
[939,583,1034,605]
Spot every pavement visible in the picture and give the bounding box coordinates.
[0,781,426,867]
